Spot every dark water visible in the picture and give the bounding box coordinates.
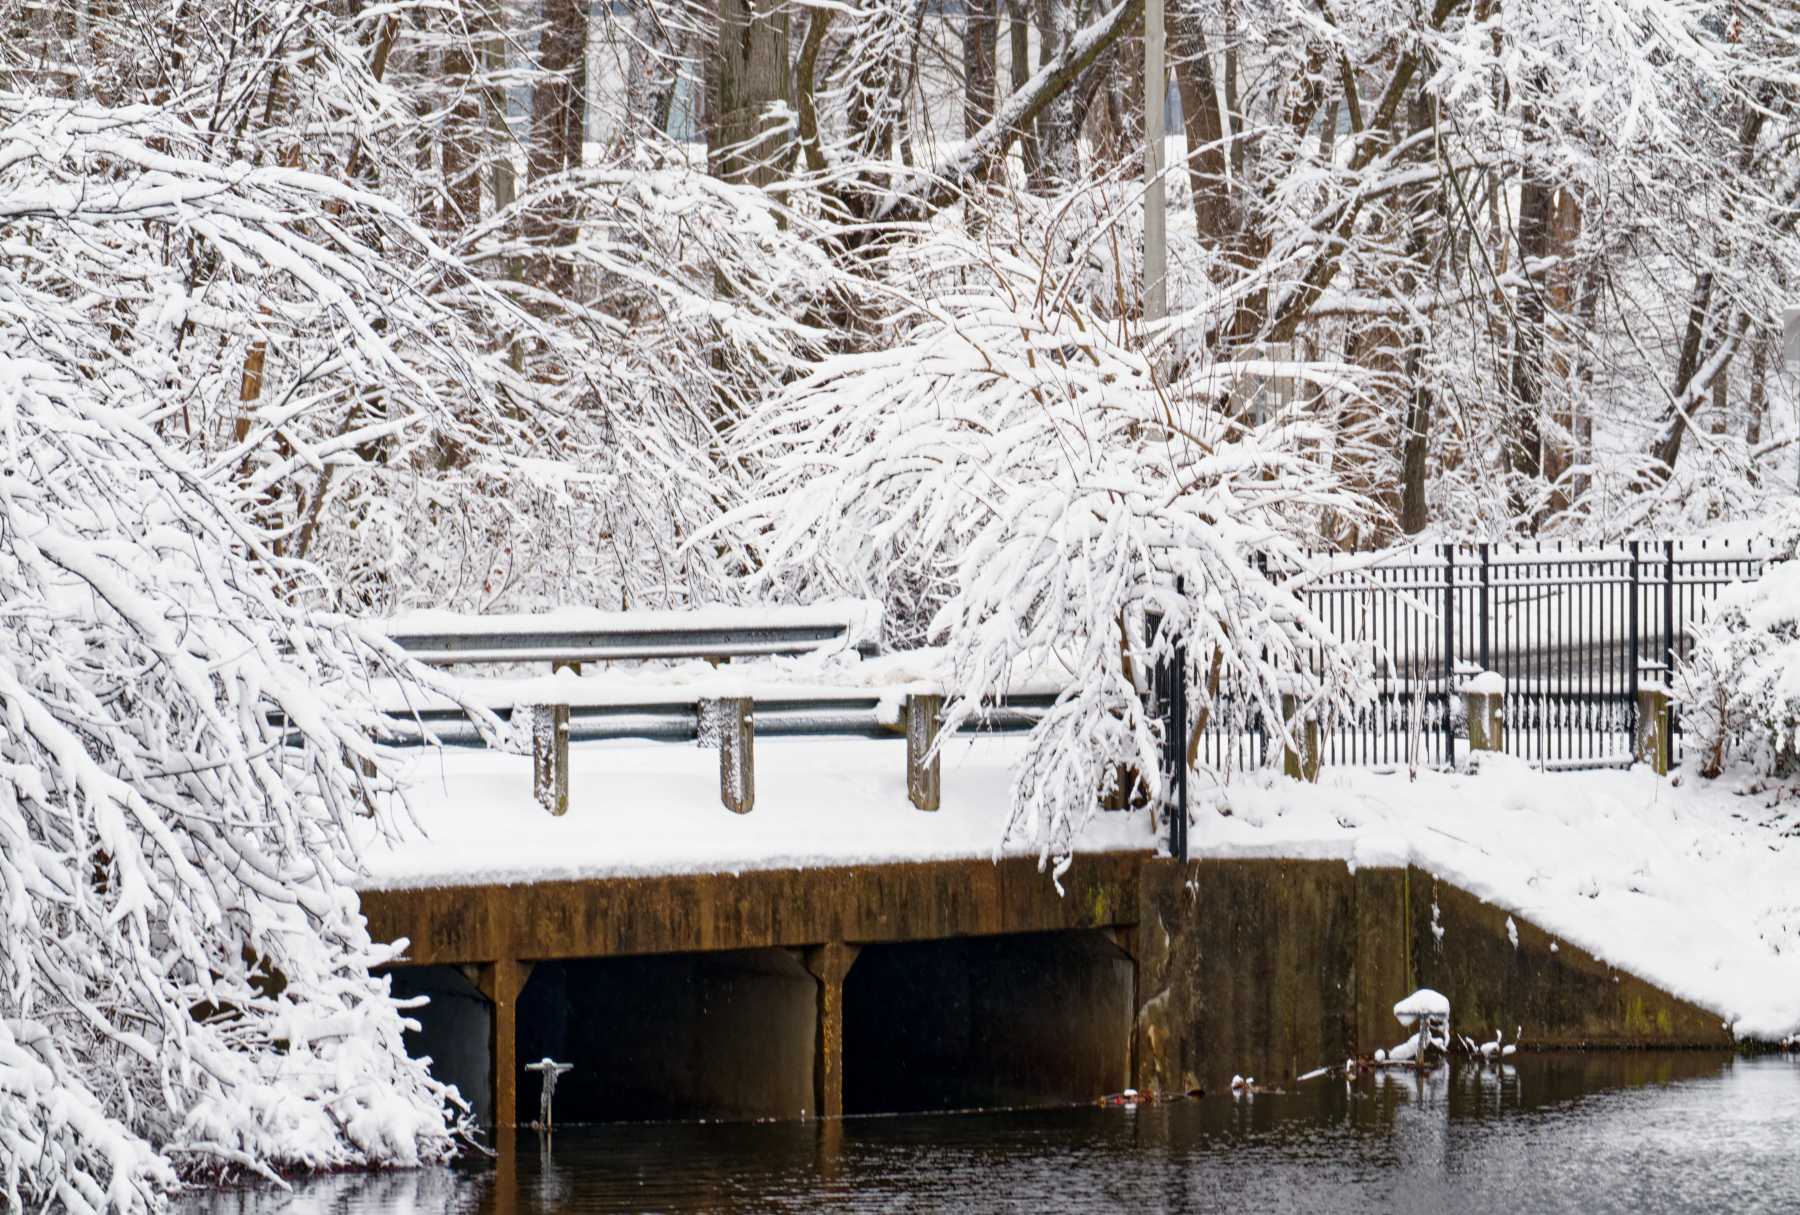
[180,1052,1800,1215]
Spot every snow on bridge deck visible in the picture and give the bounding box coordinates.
[355,735,1800,1040]
[354,733,1155,891]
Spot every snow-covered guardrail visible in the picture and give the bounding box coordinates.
[379,602,884,665]
[370,603,1045,819]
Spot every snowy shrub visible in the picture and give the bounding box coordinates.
[1676,508,1800,777]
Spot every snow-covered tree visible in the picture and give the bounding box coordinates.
[732,224,1377,864]
[0,285,506,1208]
[0,42,534,1209]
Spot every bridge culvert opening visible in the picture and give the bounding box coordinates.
[842,930,1133,1115]
[515,947,816,1125]
[386,964,493,1127]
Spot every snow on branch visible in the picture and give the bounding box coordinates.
[729,235,1377,865]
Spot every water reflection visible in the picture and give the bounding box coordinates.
[181,1052,1800,1215]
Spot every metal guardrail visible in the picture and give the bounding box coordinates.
[380,695,1055,746]
[384,611,880,666]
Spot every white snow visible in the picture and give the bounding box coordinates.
[361,737,1800,1039]
[1460,671,1506,695]
[1393,989,1452,1022]
[380,601,883,648]
[356,734,1156,890]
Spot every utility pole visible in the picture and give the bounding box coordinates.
[1143,0,1166,338]
[1784,304,1800,488]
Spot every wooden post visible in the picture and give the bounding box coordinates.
[716,696,754,813]
[471,959,535,1128]
[531,704,569,815]
[906,693,942,811]
[1280,693,1320,782]
[1462,673,1504,754]
[803,942,860,1119]
[1637,687,1670,776]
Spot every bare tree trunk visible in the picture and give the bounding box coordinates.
[1009,0,1038,182]
[711,0,789,187]
[1510,99,1552,532]
[1746,333,1769,451]
[526,0,588,295]
[440,4,484,231]
[963,0,998,225]
[1170,1,1227,249]
[1033,0,1077,192]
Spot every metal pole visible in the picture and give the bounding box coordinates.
[1143,0,1166,333]
[1171,576,1187,862]
[1628,540,1640,743]
[1664,538,1676,770]
[1478,542,1491,674]
[1443,545,1455,764]
[1785,305,1800,489]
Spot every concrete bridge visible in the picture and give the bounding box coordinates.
[363,851,1727,1128]
[355,607,1732,1129]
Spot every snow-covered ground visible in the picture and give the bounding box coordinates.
[358,739,1800,1040]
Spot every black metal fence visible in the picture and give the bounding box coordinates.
[1185,538,1775,776]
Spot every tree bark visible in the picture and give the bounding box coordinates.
[711,0,790,187]
[1510,98,1552,532]
[526,0,588,294]
[1170,1,1227,249]
[1033,0,1078,191]
[440,4,484,231]
[1009,0,1039,182]
[963,0,999,224]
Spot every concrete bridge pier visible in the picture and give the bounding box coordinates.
[468,960,533,1129]
[803,942,860,1119]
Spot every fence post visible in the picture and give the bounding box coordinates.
[905,693,941,811]
[1629,540,1641,746]
[1170,578,1188,861]
[1460,674,1504,754]
[1443,545,1456,763]
[1280,693,1321,782]
[1637,687,1670,776]
[1664,539,1677,673]
[1478,543,1491,674]
[532,704,569,816]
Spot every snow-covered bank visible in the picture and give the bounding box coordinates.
[363,740,1800,1040]
[1190,757,1800,1041]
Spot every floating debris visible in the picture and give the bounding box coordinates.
[1098,1087,1204,1107]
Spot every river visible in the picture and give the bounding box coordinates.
[178,1051,1798,1214]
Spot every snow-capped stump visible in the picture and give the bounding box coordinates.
[1393,987,1451,1026]
[1459,672,1505,753]
[1391,988,1452,1064]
